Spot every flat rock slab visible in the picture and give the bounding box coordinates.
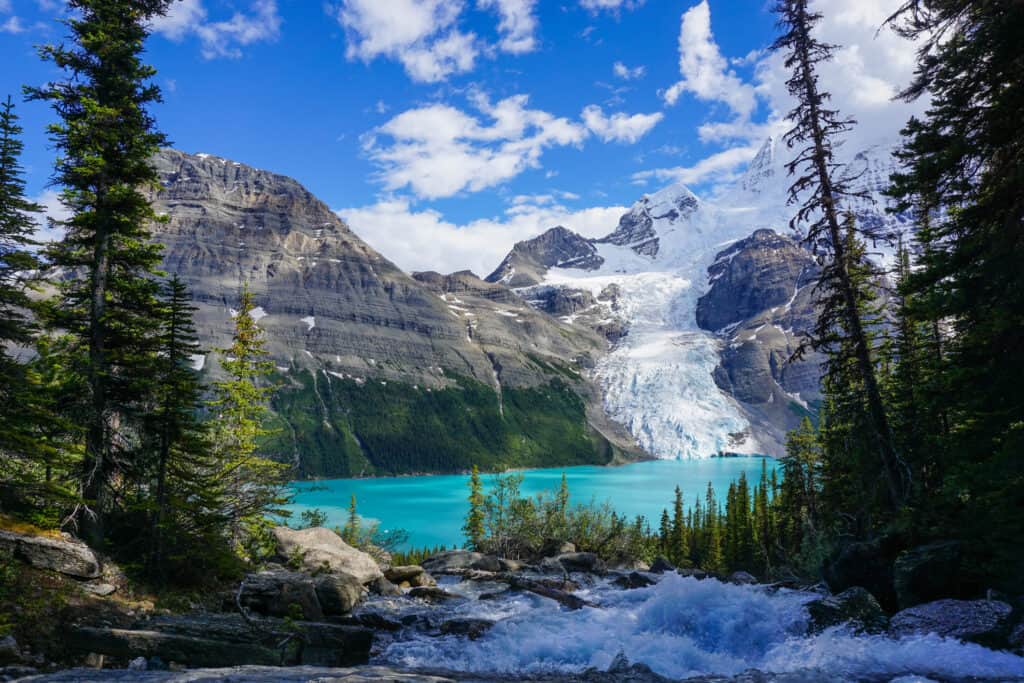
[889,598,1013,647]
[0,530,100,579]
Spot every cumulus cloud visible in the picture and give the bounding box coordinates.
[582,105,662,144]
[612,61,645,80]
[338,197,626,276]
[150,0,281,59]
[1,15,24,33]
[366,93,661,199]
[641,0,926,190]
[479,0,538,54]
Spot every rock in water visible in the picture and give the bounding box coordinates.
[421,550,485,575]
[0,530,101,579]
[272,527,383,584]
[806,587,889,634]
[727,571,758,585]
[648,556,675,574]
[889,599,1013,647]
[314,574,365,615]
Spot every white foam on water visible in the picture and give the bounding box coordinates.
[379,574,1024,681]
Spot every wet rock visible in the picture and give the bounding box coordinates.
[384,565,426,585]
[678,568,709,580]
[420,550,484,575]
[893,541,964,609]
[367,577,402,596]
[315,573,365,615]
[238,569,323,620]
[0,530,101,579]
[540,539,577,558]
[648,556,675,574]
[890,599,1013,647]
[805,587,889,634]
[127,657,147,671]
[438,618,495,640]
[272,527,383,585]
[1009,621,1024,653]
[554,552,606,575]
[0,636,19,665]
[408,587,463,603]
[613,572,656,590]
[728,571,758,586]
[468,555,503,572]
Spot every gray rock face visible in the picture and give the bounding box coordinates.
[695,229,823,449]
[420,550,485,575]
[146,150,640,476]
[0,530,101,579]
[805,587,889,634]
[239,570,324,620]
[272,527,383,585]
[889,599,1013,647]
[486,226,603,287]
[596,186,699,258]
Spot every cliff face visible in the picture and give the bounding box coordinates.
[146,150,642,476]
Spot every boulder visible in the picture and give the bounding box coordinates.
[62,614,373,668]
[314,574,364,615]
[272,527,382,585]
[0,636,20,666]
[469,555,503,573]
[893,541,964,609]
[367,577,402,597]
[1009,621,1024,653]
[238,570,323,620]
[554,552,606,575]
[80,582,117,597]
[0,530,100,579]
[384,565,425,584]
[497,558,528,572]
[677,568,708,580]
[648,556,675,574]
[805,587,889,634]
[613,572,656,590]
[420,550,484,575]
[539,539,576,558]
[438,618,495,640]
[408,587,463,603]
[727,571,758,586]
[890,599,1013,647]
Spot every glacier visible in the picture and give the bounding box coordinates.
[529,137,906,459]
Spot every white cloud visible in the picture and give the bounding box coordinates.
[338,197,626,276]
[612,61,645,80]
[366,94,664,199]
[479,0,538,54]
[1,15,23,33]
[336,0,478,83]
[30,189,72,245]
[581,105,662,144]
[632,143,763,188]
[151,0,281,59]
[579,0,643,12]
[365,93,589,199]
[662,0,757,119]
[0,0,12,13]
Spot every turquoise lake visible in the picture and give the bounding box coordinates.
[287,457,778,550]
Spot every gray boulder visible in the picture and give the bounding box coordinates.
[539,539,577,558]
[314,573,364,615]
[238,570,323,620]
[408,586,464,603]
[648,556,675,574]
[677,567,708,580]
[367,576,402,597]
[420,550,484,575]
[554,552,606,574]
[0,636,20,665]
[890,599,1013,647]
[469,555,503,572]
[727,571,758,585]
[613,572,656,590]
[805,587,889,634]
[272,527,382,585]
[438,618,495,640]
[0,530,100,579]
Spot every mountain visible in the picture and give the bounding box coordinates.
[488,136,905,458]
[146,150,642,477]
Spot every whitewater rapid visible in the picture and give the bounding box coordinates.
[373,574,1024,681]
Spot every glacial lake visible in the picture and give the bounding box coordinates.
[287,457,778,550]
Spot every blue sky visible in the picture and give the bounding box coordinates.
[1,0,919,275]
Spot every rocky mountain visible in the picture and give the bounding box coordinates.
[146,150,642,477]
[486,226,603,288]
[488,136,905,457]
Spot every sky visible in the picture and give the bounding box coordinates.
[1,0,923,276]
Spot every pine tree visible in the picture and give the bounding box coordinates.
[0,95,49,505]
[464,464,485,550]
[343,494,360,545]
[703,482,724,574]
[670,486,687,566]
[144,276,220,579]
[658,508,671,556]
[26,0,174,543]
[209,285,290,548]
[772,0,906,512]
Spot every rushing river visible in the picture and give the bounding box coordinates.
[288,457,777,550]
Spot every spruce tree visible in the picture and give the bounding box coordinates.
[670,486,687,566]
[26,0,174,542]
[772,0,906,512]
[209,285,289,548]
[464,464,485,550]
[343,494,360,545]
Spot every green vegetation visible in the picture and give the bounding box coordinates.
[266,370,615,477]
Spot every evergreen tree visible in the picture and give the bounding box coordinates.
[778,417,820,559]
[556,472,570,519]
[26,0,174,542]
[772,0,906,512]
[670,486,687,565]
[343,494,360,545]
[209,285,290,548]
[886,0,1024,587]
[703,482,724,573]
[464,464,485,550]
[658,508,670,557]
